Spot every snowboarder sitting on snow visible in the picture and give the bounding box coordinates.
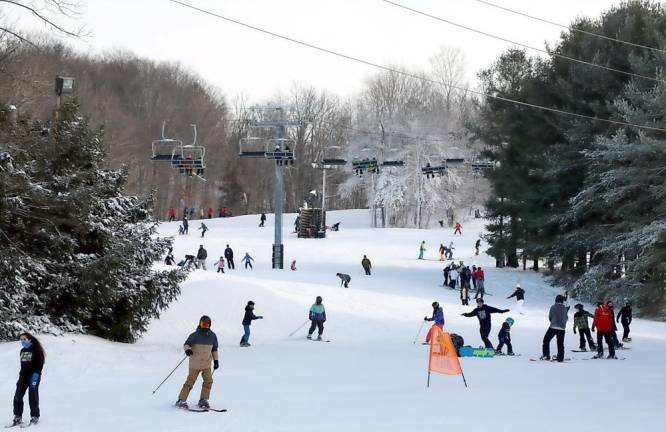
[592,302,616,359]
[290,260,297,271]
[495,317,515,355]
[424,301,445,344]
[540,294,569,362]
[175,315,219,410]
[617,301,632,342]
[307,296,326,340]
[573,303,596,351]
[461,298,509,349]
[336,273,351,288]
[361,255,372,275]
[331,222,340,231]
[242,252,254,270]
[198,222,208,238]
[240,301,263,347]
[9,333,45,427]
[216,256,225,273]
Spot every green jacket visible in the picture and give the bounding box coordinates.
[573,310,593,331]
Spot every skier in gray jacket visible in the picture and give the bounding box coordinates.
[541,293,569,362]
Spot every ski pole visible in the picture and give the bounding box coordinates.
[413,320,427,344]
[152,355,187,395]
[288,319,310,337]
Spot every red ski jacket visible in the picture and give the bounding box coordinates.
[593,304,613,333]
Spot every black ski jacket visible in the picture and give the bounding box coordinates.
[617,306,632,324]
[224,247,234,259]
[19,345,44,378]
[242,306,259,325]
[463,305,509,328]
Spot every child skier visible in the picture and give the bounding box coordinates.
[242,253,254,270]
[290,260,297,271]
[9,333,45,427]
[240,301,263,347]
[336,273,351,288]
[617,301,632,342]
[573,303,596,351]
[424,301,445,344]
[216,256,225,273]
[307,296,326,340]
[175,316,219,410]
[496,317,515,355]
[454,222,462,235]
[361,255,372,275]
[198,222,208,238]
[438,244,445,261]
[418,241,426,260]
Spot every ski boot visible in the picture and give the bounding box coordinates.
[175,399,189,409]
[28,417,39,426]
[495,350,505,356]
[198,399,210,410]
[622,337,631,343]
[607,354,617,359]
[539,355,550,361]
[9,416,21,427]
[507,352,515,356]
[316,336,322,341]
[591,354,604,359]
[306,334,312,340]
[590,344,597,351]
[578,347,587,352]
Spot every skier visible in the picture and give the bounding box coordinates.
[471,265,478,290]
[496,317,515,355]
[242,253,254,270]
[474,267,486,300]
[592,302,616,359]
[573,303,596,351]
[198,222,208,238]
[9,333,44,427]
[418,241,426,260]
[460,266,471,294]
[361,255,372,275]
[290,260,297,271]
[168,207,176,222]
[307,296,326,340]
[449,265,459,290]
[461,298,509,349]
[540,294,569,362]
[617,301,632,342]
[240,301,263,347]
[175,316,219,410]
[259,213,266,227]
[460,280,470,306]
[182,216,189,234]
[442,265,450,287]
[224,245,235,270]
[215,256,225,274]
[207,207,213,219]
[454,222,462,235]
[438,244,445,261]
[196,245,207,270]
[507,283,525,314]
[446,241,454,259]
[336,273,351,288]
[475,238,481,255]
[424,301,445,344]
[606,300,623,348]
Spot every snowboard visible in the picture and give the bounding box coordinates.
[177,405,227,413]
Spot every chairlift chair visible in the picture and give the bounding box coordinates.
[265,138,295,166]
[422,163,447,179]
[320,146,347,168]
[471,160,496,173]
[151,121,183,161]
[239,136,267,157]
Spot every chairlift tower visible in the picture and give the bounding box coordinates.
[238,108,307,269]
[351,154,406,228]
[312,145,348,236]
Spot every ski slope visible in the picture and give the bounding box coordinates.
[1,210,665,431]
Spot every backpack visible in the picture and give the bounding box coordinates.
[450,333,464,355]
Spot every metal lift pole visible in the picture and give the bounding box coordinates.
[272,122,285,269]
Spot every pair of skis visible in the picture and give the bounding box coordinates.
[181,407,227,413]
[4,421,36,429]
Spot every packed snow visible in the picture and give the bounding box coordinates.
[1,210,665,431]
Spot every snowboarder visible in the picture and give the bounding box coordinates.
[307,296,326,340]
[449,265,459,290]
[240,301,263,347]
[573,303,596,351]
[617,301,632,342]
[9,333,44,428]
[454,222,462,235]
[196,245,207,270]
[496,317,515,355]
[361,255,372,275]
[336,273,351,288]
[507,283,525,314]
[592,302,616,359]
[242,253,254,270]
[475,239,481,255]
[438,244,445,261]
[224,245,235,270]
[474,267,486,299]
[418,241,426,260]
[290,260,297,271]
[182,216,189,234]
[198,222,208,238]
[461,298,510,349]
[259,213,266,227]
[175,316,219,410]
[443,265,450,287]
[424,301,445,343]
[540,294,569,362]
[606,300,623,348]
[215,256,225,274]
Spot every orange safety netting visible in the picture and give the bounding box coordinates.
[428,326,463,376]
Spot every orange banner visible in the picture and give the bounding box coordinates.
[428,326,463,376]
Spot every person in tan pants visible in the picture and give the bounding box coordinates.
[175,315,219,410]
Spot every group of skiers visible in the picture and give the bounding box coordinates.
[168,207,230,222]
[442,264,486,305]
[165,244,257,272]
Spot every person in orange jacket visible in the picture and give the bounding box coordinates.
[592,302,616,359]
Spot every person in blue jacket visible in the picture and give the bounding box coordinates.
[496,317,515,355]
[307,296,326,340]
[10,333,45,427]
[424,301,445,343]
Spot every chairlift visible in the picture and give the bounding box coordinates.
[471,160,496,172]
[320,145,347,167]
[151,121,183,161]
[422,162,447,179]
[351,156,379,176]
[239,136,267,157]
[265,138,295,166]
[381,160,405,167]
[171,125,206,177]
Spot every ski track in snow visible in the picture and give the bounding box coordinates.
[1,209,665,431]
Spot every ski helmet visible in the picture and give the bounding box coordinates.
[574,303,583,310]
[199,315,211,329]
[505,317,514,326]
[432,301,439,308]
[515,283,521,288]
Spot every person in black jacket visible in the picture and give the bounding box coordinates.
[507,284,525,314]
[461,298,510,349]
[617,301,632,342]
[259,213,266,227]
[240,301,263,347]
[11,333,45,427]
[606,301,623,348]
[224,245,235,270]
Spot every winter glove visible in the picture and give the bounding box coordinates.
[185,349,193,357]
[30,373,40,388]
[424,316,428,321]
[591,326,596,333]
[257,316,263,319]
[573,328,577,334]
[213,360,219,370]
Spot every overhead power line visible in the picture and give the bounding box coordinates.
[383,0,665,85]
[473,0,666,56]
[165,0,666,134]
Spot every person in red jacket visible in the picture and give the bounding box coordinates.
[454,222,462,236]
[592,302,616,359]
[207,207,213,219]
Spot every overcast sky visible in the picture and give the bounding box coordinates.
[15,0,623,102]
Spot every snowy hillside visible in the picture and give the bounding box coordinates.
[1,210,665,431]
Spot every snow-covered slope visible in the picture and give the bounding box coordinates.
[1,210,665,431]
